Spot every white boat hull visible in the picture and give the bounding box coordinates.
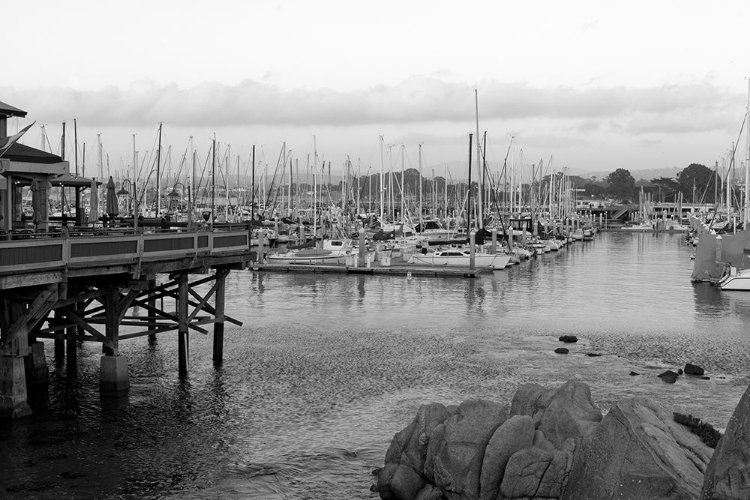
[266,248,345,265]
[408,252,512,270]
[718,267,750,291]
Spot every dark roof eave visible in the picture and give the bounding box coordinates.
[0,100,27,118]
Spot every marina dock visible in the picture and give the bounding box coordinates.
[253,261,487,277]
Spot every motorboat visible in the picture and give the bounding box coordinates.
[266,248,346,265]
[407,248,512,270]
[716,265,750,291]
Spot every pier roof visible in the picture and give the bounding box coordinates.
[0,100,27,118]
[1,142,62,164]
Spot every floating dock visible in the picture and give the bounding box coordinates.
[253,261,488,278]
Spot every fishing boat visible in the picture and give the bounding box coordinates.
[407,248,512,270]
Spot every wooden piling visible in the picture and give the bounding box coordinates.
[213,270,227,366]
[66,285,77,376]
[147,276,157,344]
[177,273,189,378]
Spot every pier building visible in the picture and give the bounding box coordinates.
[0,101,251,418]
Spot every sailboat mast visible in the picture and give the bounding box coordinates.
[190,140,195,229]
[482,131,487,224]
[745,79,750,225]
[313,136,318,243]
[211,136,216,226]
[356,158,361,217]
[418,144,423,230]
[400,144,405,223]
[61,122,66,161]
[132,134,137,218]
[379,135,385,223]
[475,89,483,228]
[237,154,241,221]
[251,145,256,221]
[467,133,473,232]
[444,165,448,220]
[289,154,294,217]
[74,118,78,176]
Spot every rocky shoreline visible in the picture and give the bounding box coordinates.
[375,379,750,500]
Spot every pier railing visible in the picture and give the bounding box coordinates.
[0,227,251,275]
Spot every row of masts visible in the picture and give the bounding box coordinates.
[33,119,583,227]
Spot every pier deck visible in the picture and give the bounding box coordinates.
[0,226,253,418]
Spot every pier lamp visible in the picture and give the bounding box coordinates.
[117,179,132,216]
[168,182,192,230]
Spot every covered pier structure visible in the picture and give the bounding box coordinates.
[0,226,252,418]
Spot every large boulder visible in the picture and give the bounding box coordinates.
[378,380,719,500]
[379,403,458,500]
[701,385,750,499]
[478,415,535,500]
[499,439,575,499]
[511,379,602,448]
[424,399,509,498]
[563,397,713,500]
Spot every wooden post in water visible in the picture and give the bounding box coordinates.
[257,230,265,263]
[177,273,189,378]
[469,231,476,270]
[54,283,67,362]
[213,270,227,366]
[66,286,77,376]
[491,228,497,253]
[100,287,129,397]
[358,228,366,267]
[0,298,32,418]
[147,276,157,344]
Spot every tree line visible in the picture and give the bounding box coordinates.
[573,163,722,204]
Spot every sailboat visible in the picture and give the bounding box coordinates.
[715,80,750,291]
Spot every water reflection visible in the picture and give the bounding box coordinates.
[4,232,750,500]
[692,282,725,318]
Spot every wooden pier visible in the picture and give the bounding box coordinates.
[0,226,252,418]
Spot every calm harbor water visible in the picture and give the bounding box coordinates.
[2,231,749,499]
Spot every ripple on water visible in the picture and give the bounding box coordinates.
[1,233,749,499]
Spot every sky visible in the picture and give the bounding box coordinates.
[3,0,750,183]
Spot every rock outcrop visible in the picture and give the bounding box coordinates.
[701,384,750,499]
[563,397,712,500]
[378,380,603,499]
[378,379,718,500]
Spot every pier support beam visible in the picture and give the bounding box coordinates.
[24,341,49,387]
[100,287,129,397]
[54,337,64,361]
[177,274,189,378]
[0,355,32,419]
[66,285,78,377]
[212,270,227,366]
[54,283,67,362]
[99,355,129,397]
[147,276,157,344]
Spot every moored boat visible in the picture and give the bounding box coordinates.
[407,248,512,270]
[266,248,346,265]
[716,265,750,291]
